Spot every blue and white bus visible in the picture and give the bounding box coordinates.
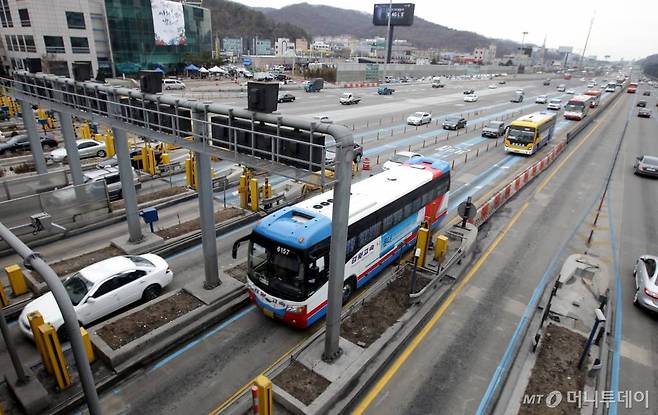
[232,157,450,328]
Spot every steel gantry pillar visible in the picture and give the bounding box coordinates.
[113,127,144,243]
[58,111,84,185]
[19,100,47,174]
[323,130,354,362]
[194,106,221,289]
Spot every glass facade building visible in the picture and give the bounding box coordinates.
[105,0,211,74]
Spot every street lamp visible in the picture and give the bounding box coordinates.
[521,31,528,53]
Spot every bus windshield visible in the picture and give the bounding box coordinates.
[507,126,536,144]
[249,240,305,301]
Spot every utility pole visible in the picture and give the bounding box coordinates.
[580,12,595,68]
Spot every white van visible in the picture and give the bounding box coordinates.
[162,79,186,90]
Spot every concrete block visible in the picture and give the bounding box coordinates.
[297,337,362,382]
[4,368,50,415]
[183,276,244,306]
[110,231,165,255]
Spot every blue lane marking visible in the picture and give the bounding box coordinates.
[607,183,622,415]
[147,305,256,373]
[448,156,519,211]
[355,91,567,140]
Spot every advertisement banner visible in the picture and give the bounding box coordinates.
[151,0,186,46]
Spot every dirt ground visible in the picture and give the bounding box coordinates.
[11,162,35,174]
[110,185,188,210]
[274,361,331,406]
[341,267,430,348]
[224,261,248,283]
[519,324,588,415]
[44,245,123,279]
[155,207,243,240]
[96,290,203,350]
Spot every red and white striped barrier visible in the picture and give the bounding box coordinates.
[341,82,380,88]
[470,141,566,227]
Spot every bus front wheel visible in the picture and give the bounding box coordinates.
[342,278,356,304]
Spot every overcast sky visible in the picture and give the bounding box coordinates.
[232,0,656,60]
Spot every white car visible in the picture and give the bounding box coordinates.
[547,98,562,110]
[382,151,421,171]
[19,254,173,339]
[535,95,548,104]
[407,112,432,126]
[587,82,595,88]
[49,139,107,163]
[464,94,479,102]
[488,84,497,89]
[515,88,525,95]
[566,89,576,94]
[162,79,186,90]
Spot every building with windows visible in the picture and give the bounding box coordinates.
[222,37,243,56]
[0,0,111,78]
[104,0,211,75]
[254,39,272,56]
[295,38,308,52]
[473,44,497,64]
[274,38,295,57]
[0,0,211,78]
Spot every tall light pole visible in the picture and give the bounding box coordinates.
[579,12,595,68]
[519,31,528,67]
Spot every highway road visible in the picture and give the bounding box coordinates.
[0,75,608,414]
[608,84,658,415]
[351,89,658,415]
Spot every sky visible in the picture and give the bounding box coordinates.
[232,0,657,60]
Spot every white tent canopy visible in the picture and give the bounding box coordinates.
[209,65,227,74]
[199,66,209,73]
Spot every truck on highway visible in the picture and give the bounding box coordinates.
[339,92,361,105]
[304,78,324,92]
[431,77,445,88]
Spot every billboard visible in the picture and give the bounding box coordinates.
[151,0,186,46]
[373,3,415,26]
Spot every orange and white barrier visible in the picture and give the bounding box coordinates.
[470,141,566,227]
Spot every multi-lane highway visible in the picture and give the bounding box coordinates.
[3,74,652,415]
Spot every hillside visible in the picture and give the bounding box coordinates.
[202,0,310,43]
[640,54,658,78]
[258,3,520,55]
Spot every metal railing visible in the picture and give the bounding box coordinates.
[6,73,340,187]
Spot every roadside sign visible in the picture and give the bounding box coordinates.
[242,58,252,66]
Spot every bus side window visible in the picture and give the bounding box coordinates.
[308,256,328,291]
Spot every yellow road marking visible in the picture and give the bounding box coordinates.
[353,92,626,414]
[209,279,374,414]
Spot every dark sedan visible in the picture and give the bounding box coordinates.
[277,93,296,103]
[443,116,467,130]
[463,89,475,95]
[637,100,647,107]
[638,108,651,118]
[634,155,658,177]
[0,134,58,155]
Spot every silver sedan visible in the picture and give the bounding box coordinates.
[633,255,658,312]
